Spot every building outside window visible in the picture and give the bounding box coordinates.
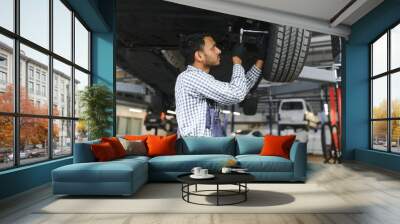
[35,83,40,95]
[35,70,40,81]
[28,66,34,80]
[0,0,92,170]
[28,81,34,94]
[371,23,400,153]
[41,73,46,83]
[0,54,7,67]
[0,71,6,85]
[0,54,7,87]
[42,85,46,97]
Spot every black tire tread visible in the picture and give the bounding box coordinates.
[263,24,311,82]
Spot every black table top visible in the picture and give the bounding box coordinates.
[177,172,255,185]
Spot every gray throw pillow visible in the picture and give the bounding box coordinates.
[118,138,147,156]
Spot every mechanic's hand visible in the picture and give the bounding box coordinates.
[256,35,268,60]
[232,43,246,60]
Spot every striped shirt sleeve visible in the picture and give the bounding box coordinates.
[185,64,253,105]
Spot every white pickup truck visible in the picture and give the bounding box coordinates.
[278,99,320,132]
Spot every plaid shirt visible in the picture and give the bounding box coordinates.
[175,64,261,137]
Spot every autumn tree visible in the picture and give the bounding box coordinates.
[0,84,60,151]
[372,99,400,143]
[372,100,387,140]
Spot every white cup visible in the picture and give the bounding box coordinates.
[200,169,208,176]
[191,167,202,176]
[221,167,232,174]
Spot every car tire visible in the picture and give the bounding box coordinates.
[263,24,311,82]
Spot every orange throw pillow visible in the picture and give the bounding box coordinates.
[260,135,296,159]
[101,137,127,158]
[91,142,117,161]
[146,134,177,157]
[124,135,148,142]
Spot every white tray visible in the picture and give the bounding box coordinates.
[190,174,215,179]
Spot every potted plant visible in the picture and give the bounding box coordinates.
[79,84,113,140]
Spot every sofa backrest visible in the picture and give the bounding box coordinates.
[73,139,100,163]
[235,136,264,155]
[177,137,235,155]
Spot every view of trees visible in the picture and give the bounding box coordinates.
[0,85,59,151]
[372,99,400,145]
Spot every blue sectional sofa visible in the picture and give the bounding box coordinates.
[52,136,307,196]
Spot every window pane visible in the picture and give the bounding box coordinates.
[75,120,88,143]
[53,119,72,158]
[391,24,400,70]
[0,34,14,112]
[53,59,72,117]
[372,33,387,76]
[391,120,400,153]
[391,72,400,118]
[0,116,14,170]
[20,44,49,115]
[74,69,89,118]
[53,0,72,60]
[20,0,49,49]
[0,0,14,31]
[74,18,89,70]
[372,121,387,151]
[20,117,49,165]
[372,76,387,119]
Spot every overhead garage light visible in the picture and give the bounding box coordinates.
[167,110,176,115]
[129,108,144,113]
[221,110,231,114]
[233,112,241,116]
[324,103,329,115]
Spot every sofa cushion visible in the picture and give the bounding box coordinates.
[91,142,118,161]
[147,134,177,157]
[149,154,235,172]
[101,137,127,158]
[235,136,263,155]
[119,138,148,156]
[236,155,293,172]
[260,135,296,159]
[177,137,235,155]
[116,155,150,163]
[52,159,147,183]
[124,135,149,141]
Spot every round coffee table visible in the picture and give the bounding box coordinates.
[177,172,255,206]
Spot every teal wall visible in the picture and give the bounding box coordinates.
[92,0,117,136]
[0,0,116,200]
[0,158,72,199]
[344,0,400,171]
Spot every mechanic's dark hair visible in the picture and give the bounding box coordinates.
[179,33,212,65]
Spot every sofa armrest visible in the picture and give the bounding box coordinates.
[73,140,100,163]
[289,141,307,181]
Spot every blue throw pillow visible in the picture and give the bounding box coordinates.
[177,137,235,155]
[235,136,264,155]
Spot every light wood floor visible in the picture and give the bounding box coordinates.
[1,156,400,224]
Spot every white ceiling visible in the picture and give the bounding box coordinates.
[163,0,384,37]
[225,0,352,22]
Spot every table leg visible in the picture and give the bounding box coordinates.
[217,184,219,206]
[245,183,247,201]
[195,184,197,192]
[181,184,183,199]
[187,184,190,202]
